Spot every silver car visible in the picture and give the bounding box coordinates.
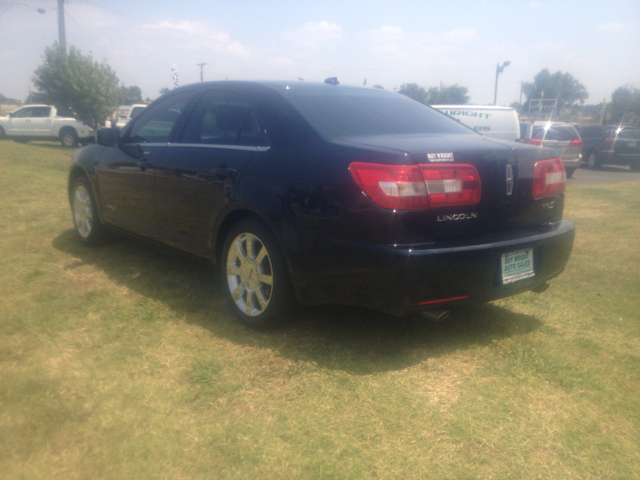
[518,121,582,177]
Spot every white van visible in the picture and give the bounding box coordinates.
[433,105,520,142]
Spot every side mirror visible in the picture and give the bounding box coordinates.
[96,127,121,146]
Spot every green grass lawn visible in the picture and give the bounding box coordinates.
[1,140,639,479]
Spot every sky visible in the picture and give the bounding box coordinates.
[1,0,639,106]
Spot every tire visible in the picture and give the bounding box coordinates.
[60,128,79,147]
[221,218,295,329]
[565,168,575,178]
[0,126,6,140]
[586,152,600,170]
[630,163,640,172]
[70,176,106,245]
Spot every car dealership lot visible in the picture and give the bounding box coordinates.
[1,141,639,479]
[569,164,640,184]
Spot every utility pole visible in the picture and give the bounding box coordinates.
[197,63,207,82]
[58,0,66,51]
[493,61,511,105]
[519,81,523,105]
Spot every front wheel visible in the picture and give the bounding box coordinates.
[586,152,600,170]
[565,168,575,178]
[221,218,295,329]
[71,176,106,244]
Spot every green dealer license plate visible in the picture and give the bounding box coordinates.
[501,248,535,284]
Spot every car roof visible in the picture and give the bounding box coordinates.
[167,80,397,98]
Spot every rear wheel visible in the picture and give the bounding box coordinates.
[71,176,106,244]
[586,152,600,170]
[565,168,575,178]
[221,218,295,329]
[60,128,79,147]
[0,126,6,139]
[630,162,640,172]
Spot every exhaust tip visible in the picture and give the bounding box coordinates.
[421,310,451,322]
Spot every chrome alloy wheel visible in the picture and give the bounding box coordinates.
[226,232,274,316]
[73,184,93,239]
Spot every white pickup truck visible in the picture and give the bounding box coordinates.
[0,105,94,147]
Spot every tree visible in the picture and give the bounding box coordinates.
[119,86,143,105]
[608,86,640,124]
[399,83,469,105]
[0,93,21,105]
[521,69,588,112]
[426,84,469,105]
[31,42,121,126]
[372,85,384,90]
[398,83,427,103]
[159,87,170,96]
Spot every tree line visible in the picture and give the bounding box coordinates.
[1,42,639,126]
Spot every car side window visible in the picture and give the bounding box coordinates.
[12,108,33,118]
[126,92,193,144]
[179,91,263,147]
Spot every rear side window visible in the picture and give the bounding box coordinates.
[284,88,471,138]
[618,128,640,139]
[180,91,263,147]
[31,107,52,118]
[532,125,579,141]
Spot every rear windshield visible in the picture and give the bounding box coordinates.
[618,128,640,139]
[532,124,579,141]
[283,88,472,138]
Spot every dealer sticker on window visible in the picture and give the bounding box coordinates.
[501,248,535,284]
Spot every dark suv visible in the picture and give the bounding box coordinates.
[579,125,640,171]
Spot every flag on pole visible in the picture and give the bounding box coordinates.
[171,64,179,89]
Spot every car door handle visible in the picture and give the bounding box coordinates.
[210,167,237,178]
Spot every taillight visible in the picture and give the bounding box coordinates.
[419,164,481,206]
[604,137,613,147]
[569,139,582,147]
[349,162,428,210]
[532,158,566,198]
[524,138,543,146]
[349,162,481,210]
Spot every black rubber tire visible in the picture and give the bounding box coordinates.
[586,152,600,170]
[630,163,640,172]
[565,168,575,178]
[70,176,107,245]
[60,128,79,147]
[220,218,295,329]
[0,126,6,140]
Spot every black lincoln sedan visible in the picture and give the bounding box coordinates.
[69,80,575,328]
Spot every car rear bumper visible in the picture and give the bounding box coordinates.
[561,157,581,169]
[288,220,575,316]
